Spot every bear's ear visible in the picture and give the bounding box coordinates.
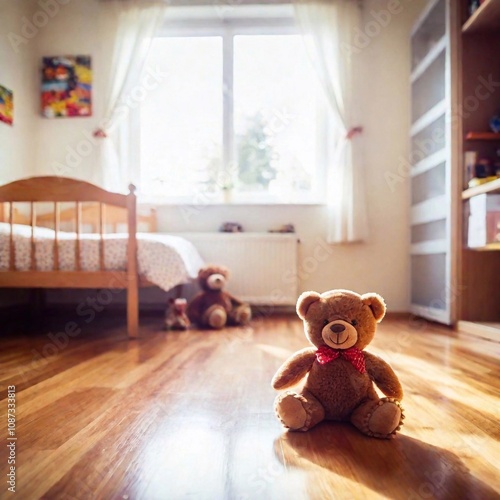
[296,291,321,320]
[361,293,386,322]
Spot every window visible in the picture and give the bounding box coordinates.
[140,13,327,204]
[140,36,223,199]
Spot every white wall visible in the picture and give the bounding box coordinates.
[0,0,37,308]
[30,0,112,184]
[0,0,37,183]
[0,0,428,311]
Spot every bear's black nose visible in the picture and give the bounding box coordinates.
[330,324,345,334]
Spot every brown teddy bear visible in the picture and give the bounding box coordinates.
[164,298,190,331]
[187,264,252,329]
[272,289,404,439]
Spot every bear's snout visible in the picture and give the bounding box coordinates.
[207,273,226,290]
[322,320,358,350]
[330,324,345,334]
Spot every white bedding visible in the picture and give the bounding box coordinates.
[0,223,204,291]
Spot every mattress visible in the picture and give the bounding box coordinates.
[0,223,204,291]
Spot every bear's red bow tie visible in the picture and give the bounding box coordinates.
[315,346,366,374]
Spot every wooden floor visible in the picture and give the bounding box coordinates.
[0,311,499,499]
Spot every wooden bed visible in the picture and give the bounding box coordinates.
[0,176,158,338]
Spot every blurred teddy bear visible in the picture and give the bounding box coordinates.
[164,298,190,331]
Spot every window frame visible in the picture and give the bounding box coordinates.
[139,15,328,205]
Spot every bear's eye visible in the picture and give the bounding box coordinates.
[323,319,329,327]
[351,319,357,326]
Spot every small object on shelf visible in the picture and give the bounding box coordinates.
[473,158,495,179]
[490,112,500,133]
[464,151,478,188]
[467,193,500,248]
[469,0,481,16]
[468,157,497,188]
[470,193,500,213]
[462,176,500,199]
[468,176,498,188]
[220,222,243,233]
[495,161,500,177]
[268,223,295,234]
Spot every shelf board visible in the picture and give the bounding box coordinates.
[468,242,500,251]
[465,132,500,141]
[411,148,447,177]
[462,0,500,33]
[410,36,446,84]
[462,177,500,199]
[411,239,447,255]
[411,194,448,225]
[410,99,447,137]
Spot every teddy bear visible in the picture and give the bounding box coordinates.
[163,298,190,331]
[272,289,404,439]
[187,264,252,329]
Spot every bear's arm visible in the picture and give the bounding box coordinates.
[364,351,404,400]
[220,292,234,311]
[272,347,317,390]
[225,292,243,307]
[187,293,204,323]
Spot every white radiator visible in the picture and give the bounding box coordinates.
[171,232,299,305]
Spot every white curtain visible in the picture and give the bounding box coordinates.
[293,0,368,243]
[96,0,167,192]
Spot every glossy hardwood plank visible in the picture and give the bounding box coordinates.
[0,314,499,499]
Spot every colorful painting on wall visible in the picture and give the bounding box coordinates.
[41,55,92,118]
[0,84,13,126]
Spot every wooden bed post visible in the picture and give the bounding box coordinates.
[127,184,139,338]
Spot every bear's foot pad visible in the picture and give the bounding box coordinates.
[206,307,227,329]
[275,392,308,431]
[235,307,251,325]
[353,398,404,439]
[275,390,326,432]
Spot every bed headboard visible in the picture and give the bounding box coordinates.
[0,176,129,205]
[0,176,156,232]
[35,203,157,233]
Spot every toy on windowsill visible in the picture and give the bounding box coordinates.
[269,224,295,234]
[220,222,243,233]
[272,289,404,439]
[187,264,252,329]
[164,298,190,331]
